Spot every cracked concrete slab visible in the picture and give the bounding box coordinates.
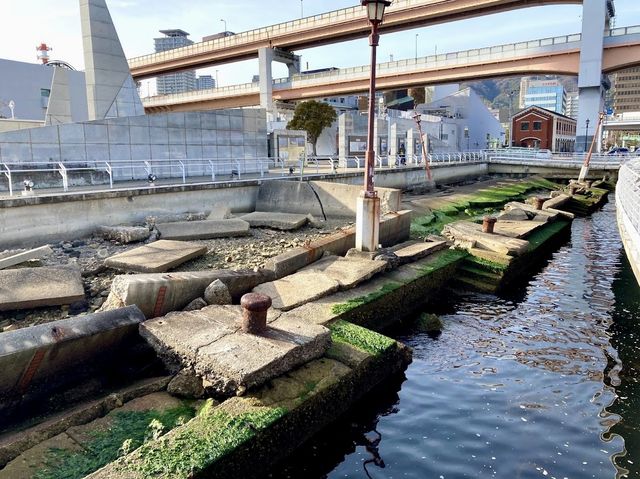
[252,270,340,311]
[156,219,250,241]
[0,266,84,311]
[240,211,309,231]
[391,241,448,261]
[301,256,386,289]
[139,305,329,396]
[104,240,207,273]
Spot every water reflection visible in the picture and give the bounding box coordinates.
[266,202,640,479]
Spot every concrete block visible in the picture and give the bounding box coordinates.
[301,256,386,289]
[103,269,267,318]
[240,211,308,231]
[0,306,145,417]
[0,245,53,270]
[83,124,109,144]
[31,144,61,162]
[97,225,151,244]
[141,305,330,396]
[207,205,231,220]
[392,240,448,261]
[156,219,250,241]
[0,267,84,311]
[104,240,207,273]
[252,270,340,311]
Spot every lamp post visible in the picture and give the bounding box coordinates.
[412,111,432,181]
[415,33,419,61]
[300,0,304,18]
[220,19,227,32]
[356,0,391,252]
[507,90,514,148]
[584,118,591,152]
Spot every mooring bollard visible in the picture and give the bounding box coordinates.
[569,184,578,196]
[240,292,272,334]
[534,197,545,210]
[482,216,497,234]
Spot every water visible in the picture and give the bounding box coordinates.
[266,201,640,479]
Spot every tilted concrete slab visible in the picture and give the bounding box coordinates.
[104,240,207,273]
[494,220,546,239]
[156,219,250,241]
[0,306,145,420]
[0,267,84,311]
[301,256,386,289]
[240,211,308,231]
[0,246,53,270]
[103,269,267,318]
[252,270,340,311]
[392,240,448,261]
[141,305,330,396]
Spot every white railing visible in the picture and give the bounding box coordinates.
[0,151,628,197]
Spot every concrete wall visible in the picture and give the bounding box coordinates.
[0,119,45,133]
[0,109,268,180]
[256,180,401,218]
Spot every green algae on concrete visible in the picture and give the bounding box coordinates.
[330,282,403,316]
[525,218,572,252]
[329,320,396,357]
[34,403,196,479]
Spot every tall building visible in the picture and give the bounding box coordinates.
[613,67,640,113]
[197,75,215,90]
[154,30,196,94]
[522,79,567,114]
[565,92,579,119]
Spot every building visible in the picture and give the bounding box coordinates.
[565,92,579,119]
[612,67,640,113]
[522,79,567,114]
[0,58,88,131]
[197,75,215,90]
[512,105,576,152]
[154,30,197,94]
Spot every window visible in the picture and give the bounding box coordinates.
[520,122,530,131]
[533,121,542,131]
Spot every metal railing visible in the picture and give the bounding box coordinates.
[0,151,629,198]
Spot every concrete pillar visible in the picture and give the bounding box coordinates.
[576,0,611,151]
[389,123,398,165]
[258,47,274,114]
[355,195,380,252]
[406,128,415,164]
[338,114,349,168]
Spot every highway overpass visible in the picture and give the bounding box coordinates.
[128,0,585,79]
[142,25,640,113]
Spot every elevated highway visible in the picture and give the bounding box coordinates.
[143,25,640,113]
[128,0,582,80]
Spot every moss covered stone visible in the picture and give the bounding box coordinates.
[329,320,396,357]
[330,282,403,315]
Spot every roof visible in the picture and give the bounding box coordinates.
[159,29,191,37]
[513,105,576,122]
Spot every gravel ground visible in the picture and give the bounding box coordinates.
[0,216,353,331]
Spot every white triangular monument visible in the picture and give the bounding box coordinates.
[80,0,144,120]
[45,67,73,125]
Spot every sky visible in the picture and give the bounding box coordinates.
[2,0,640,97]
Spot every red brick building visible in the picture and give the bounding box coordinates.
[511,106,576,152]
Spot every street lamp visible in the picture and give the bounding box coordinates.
[585,118,591,152]
[356,0,391,252]
[412,111,432,181]
[507,90,515,148]
[415,33,419,61]
[220,19,227,32]
[300,0,304,18]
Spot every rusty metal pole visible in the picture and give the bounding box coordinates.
[240,293,272,334]
[363,21,379,198]
[482,216,497,234]
[534,197,545,210]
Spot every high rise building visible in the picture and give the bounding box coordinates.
[613,67,640,113]
[154,29,196,95]
[565,92,579,119]
[522,79,567,114]
[197,75,215,90]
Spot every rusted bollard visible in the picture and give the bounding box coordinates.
[569,184,578,196]
[586,180,593,188]
[240,293,272,334]
[534,197,545,210]
[482,216,497,234]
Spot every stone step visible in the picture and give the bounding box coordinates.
[391,240,448,261]
[104,240,207,273]
[253,270,340,311]
[239,211,309,231]
[301,256,387,290]
[156,219,250,241]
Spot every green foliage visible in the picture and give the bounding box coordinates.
[287,100,337,154]
[330,282,403,315]
[120,405,287,478]
[34,404,196,479]
[329,320,396,356]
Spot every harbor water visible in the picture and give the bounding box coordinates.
[266,200,640,479]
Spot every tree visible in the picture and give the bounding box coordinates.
[287,100,337,156]
[408,87,426,106]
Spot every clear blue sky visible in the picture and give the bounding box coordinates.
[2,0,640,94]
